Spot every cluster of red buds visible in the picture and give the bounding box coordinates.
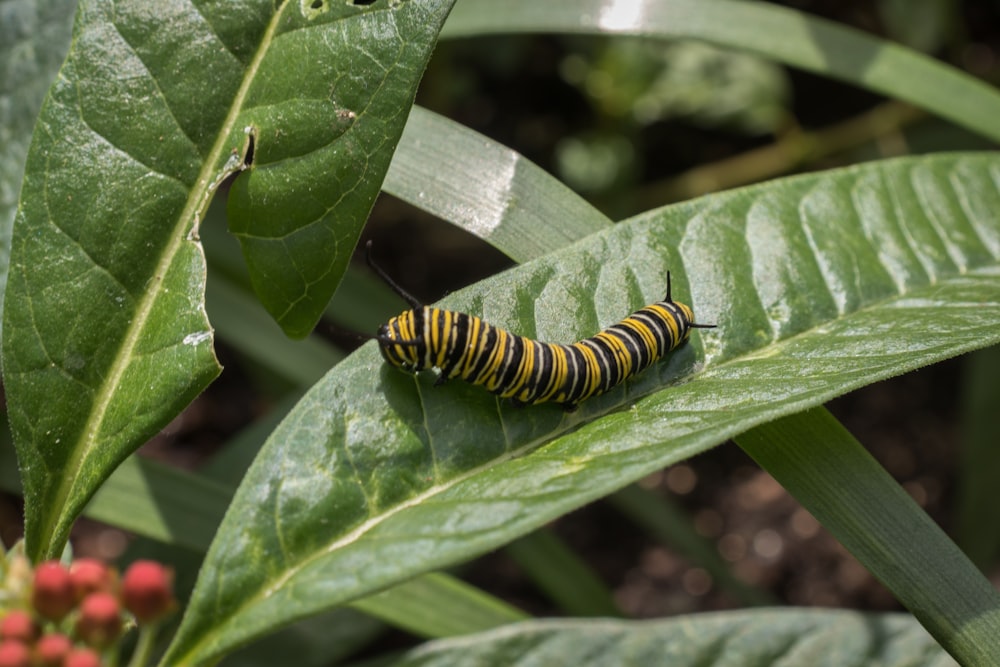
[0,556,175,667]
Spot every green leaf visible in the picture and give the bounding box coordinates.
[83,436,527,641]
[351,572,528,638]
[381,611,958,666]
[2,0,456,562]
[384,107,612,260]
[736,408,1000,665]
[227,0,456,338]
[955,345,1000,568]
[3,0,227,558]
[0,404,529,642]
[0,0,77,352]
[206,273,344,387]
[83,457,231,553]
[442,0,1000,144]
[163,153,1000,665]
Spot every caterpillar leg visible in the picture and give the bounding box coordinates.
[508,397,576,411]
[375,335,422,347]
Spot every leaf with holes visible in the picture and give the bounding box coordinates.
[162,153,1000,665]
[227,0,455,337]
[2,0,455,561]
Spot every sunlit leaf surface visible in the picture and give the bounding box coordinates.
[2,0,454,560]
[164,153,1000,664]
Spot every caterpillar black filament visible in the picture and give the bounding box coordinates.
[367,242,714,411]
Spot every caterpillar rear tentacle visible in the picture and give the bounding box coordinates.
[366,241,714,411]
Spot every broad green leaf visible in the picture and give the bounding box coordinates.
[381,611,958,667]
[442,0,1000,144]
[2,0,454,562]
[85,453,525,639]
[0,414,530,641]
[3,0,227,559]
[163,153,1000,665]
[226,0,456,338]
[737,408,1000,665]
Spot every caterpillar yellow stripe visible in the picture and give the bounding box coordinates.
[367,242,714,411]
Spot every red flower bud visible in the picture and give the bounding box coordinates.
[33,632,72,667]
[121,561,175,623]
[31,561,74,622]
[75,592,122,648]
[69,559,115,601]
[63,648,102,667]
[0,641,30,667]
[0,611,38,643]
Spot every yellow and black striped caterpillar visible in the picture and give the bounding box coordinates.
[367,242,714,411]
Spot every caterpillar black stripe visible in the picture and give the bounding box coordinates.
[367,242,714,411]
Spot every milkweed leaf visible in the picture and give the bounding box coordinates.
[2,0,455,561]
[164,153,1000,664]
[385,612,959,667]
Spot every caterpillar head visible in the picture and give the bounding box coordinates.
[376,312,424,371]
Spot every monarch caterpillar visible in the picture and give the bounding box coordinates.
[367,242,715,411]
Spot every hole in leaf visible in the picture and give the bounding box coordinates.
[310,0,323,8]
[352,0,377,5]
[243,132,255,168]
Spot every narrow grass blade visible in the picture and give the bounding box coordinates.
[736,407,1000,666]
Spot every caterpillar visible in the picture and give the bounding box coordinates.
[367,241,714,411]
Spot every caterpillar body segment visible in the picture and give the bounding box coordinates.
[367,242,713,411]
